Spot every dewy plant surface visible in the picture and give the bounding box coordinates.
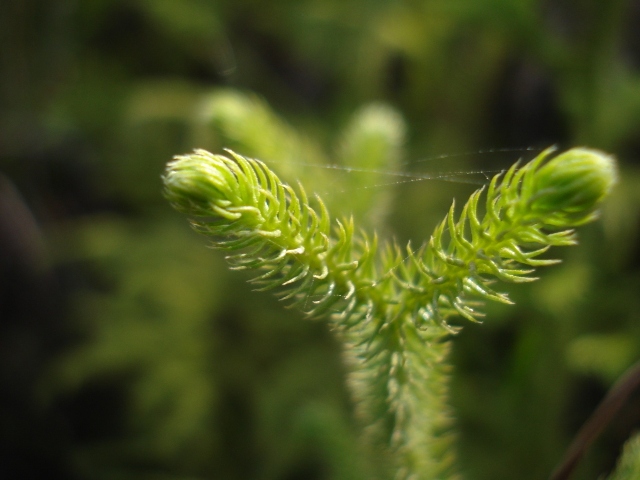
[164,147,617,480]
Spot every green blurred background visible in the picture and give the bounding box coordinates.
[1,1,640,479]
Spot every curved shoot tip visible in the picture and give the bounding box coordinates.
[529,148,618,225]
[163,149,239,217]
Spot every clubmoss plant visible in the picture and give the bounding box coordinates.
[164,146,618,480]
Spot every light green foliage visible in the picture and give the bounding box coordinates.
[196,90,330,187]
[164,146,616,479]
[196,91,406,229]
[605,434,640,480]
[10,1,639,478]
[336,104,406,229]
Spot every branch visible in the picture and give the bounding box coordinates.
[164,146,617,480]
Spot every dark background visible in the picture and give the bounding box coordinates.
[1,1,640,479]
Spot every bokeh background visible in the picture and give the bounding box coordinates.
[2,1,640,479]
